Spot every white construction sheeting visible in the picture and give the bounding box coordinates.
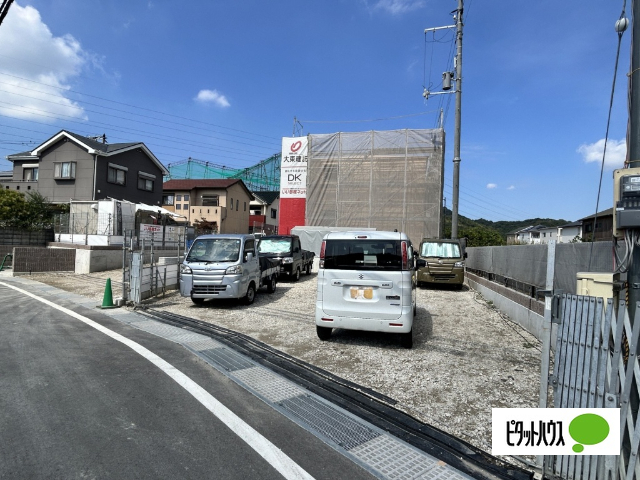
[306,129,444,246]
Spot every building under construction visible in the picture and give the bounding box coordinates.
[305,129,445,246]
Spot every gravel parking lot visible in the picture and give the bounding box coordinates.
[27,268,542,460]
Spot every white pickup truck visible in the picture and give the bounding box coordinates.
[179,234,279,305]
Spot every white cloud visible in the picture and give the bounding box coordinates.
[578,138,626,169]
[507,185,515,190]
[373,0,425,15]
[487,183,497,189]
[0,3,88,122]
[194,89,230,108]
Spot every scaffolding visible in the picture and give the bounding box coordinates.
[306,129,445,247]
[164,154,281,192]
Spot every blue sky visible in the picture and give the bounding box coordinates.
[0,0,631,223]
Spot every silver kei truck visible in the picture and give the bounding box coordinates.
[179,234,279,305]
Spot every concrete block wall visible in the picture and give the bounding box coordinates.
[13,247,76,274]
[466,271,557,346]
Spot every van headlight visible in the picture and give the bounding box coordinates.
[225,265,243,274]
[454,261,465,267]
[180,265,192,274]
[281,257,294,264]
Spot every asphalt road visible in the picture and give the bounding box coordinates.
[0,282,375,480]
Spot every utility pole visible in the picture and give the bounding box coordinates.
[424,0,464,239]
[627,0,640,315]
[451,0,464,239]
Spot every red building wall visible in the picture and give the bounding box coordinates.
[278,198,306,235]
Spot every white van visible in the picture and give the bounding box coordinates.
[315,231,416,348]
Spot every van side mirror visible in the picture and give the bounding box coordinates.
[417,258,426,268]
[245,252,253,262]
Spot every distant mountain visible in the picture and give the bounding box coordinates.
[441,209,570,246]
[472,217,570,238]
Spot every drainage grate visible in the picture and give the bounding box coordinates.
[198,347,255,372]
[184,338,224,351]
[279,395,380,450]
[234,366,307,403]
[349,435,467,480]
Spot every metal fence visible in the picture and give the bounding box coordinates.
[54,212,135,236]
[544,296,640,479]
[466,242,618,297]
[122,230,185,305]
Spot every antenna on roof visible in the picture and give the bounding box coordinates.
[88,134,107,144]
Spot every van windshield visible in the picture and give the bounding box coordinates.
[420,242,460,258]
[257,238,291,254]
[186,238,241,263]
[324,240,403,271]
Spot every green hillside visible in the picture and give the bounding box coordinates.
[473,217,569,238]
[441,210,570,247]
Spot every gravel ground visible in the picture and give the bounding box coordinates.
[24,268,542,461]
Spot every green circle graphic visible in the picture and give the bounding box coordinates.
[569,414,609,452]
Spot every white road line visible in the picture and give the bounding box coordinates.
[0,282,315,480]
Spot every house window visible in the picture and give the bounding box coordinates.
[230,198,233,210]
[271,208,277,219]
[107,164,127,185]
[23,168,38,181]
[183,203,189,210]
[54,161,76,179]
[138,177,154,191]
[162,194,175,205]
[183,194,190,201]
[137,172,155,191]
[176,195,182,201]
[202,195,219,206]
[244,202,246,212]
[236,200,239,211]
[176,204,181,210]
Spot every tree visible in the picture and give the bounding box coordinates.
[458,226,505,247]
[0,189,29,228]
[193,217,218,235]
[0,190,62,230]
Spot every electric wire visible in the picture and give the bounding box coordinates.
[0,70,277,141]
[589,0,627,271]
[0,81,281,147]
[299,111,437,124]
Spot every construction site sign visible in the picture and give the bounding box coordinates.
[280,137,308,198]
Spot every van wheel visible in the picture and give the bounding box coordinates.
[305,264,311,275]
[316,326,332,341]
[400,330,413,349]
[293,267,301,282]
[266,275,277,293]
[191,296,204,305]
[244,283,256,305]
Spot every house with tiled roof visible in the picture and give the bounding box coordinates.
[162,179,254,233]
[3,130,168,205]
[249,190,280,235]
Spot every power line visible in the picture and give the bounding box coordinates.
[0,70,278,141]
[0,0,14,27]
